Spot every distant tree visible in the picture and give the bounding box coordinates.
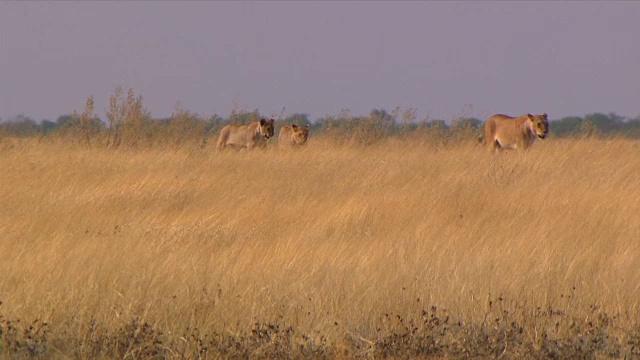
[401,118,449,147]
[167,102,206,149]
[395,107,417,134]
[424,119,448,130]
[70,95,103,147]
[616,114,640,138]
[583,112,622,134]
[0,115,40,137]
[283,113,311,126]
[448,117,482,143]
[551,116,583,137]
[608,112,626,125]
[316,109,354,142]
[41,119,58,134]
[123,89,152,147]
[369,108,396,128]
[339,109,395,145]
[106,87,151,148]
[206,113,225,131]
[56,114,74,128]
[450,117,482,130]
[228,105,261,125]
[421,119,449,140]
[106,87,124,147]
[315,113,343,134]
[198,113,226,149]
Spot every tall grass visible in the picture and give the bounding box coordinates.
[1,136,639,358]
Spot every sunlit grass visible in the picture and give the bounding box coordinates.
[1,136,639,357]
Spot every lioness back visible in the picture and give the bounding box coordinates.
[216,118,275,151]
[485,113,548,152]
[278,124,310,149]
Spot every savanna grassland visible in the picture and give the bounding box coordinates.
[1,135,640,358]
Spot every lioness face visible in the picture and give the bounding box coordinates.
[259,118,276,139]
[291,124,310,145]
[528,113,549,139]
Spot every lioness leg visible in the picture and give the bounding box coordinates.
[215,127,230,151]
[489,139,502,152]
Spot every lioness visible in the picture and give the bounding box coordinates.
[278,124,310,149]
[484,113,548,152]
[216,118,275,151]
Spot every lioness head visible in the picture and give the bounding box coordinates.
[290,124,310,145]
[259,118,275,139]
[527,113,549,139]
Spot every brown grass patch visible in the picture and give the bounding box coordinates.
[1,137,640,358]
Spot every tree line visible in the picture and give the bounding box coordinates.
[2,88,640,146]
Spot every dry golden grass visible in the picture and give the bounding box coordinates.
[1,136,640,357]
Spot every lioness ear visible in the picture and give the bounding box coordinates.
[305,124,310,129]
[269,118,275,124]
[527,114,534,120]
[291,124,298,130]
[542,113,548,119]
[260,118,266,125]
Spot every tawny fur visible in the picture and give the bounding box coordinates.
[484,113,549,152]
[216,119,275,151]
[278,124,310,149]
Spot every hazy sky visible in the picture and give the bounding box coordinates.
[1,1,639,123]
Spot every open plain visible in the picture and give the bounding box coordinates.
[1,136,640,358]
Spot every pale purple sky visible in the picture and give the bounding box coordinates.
[1,1,639,123]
